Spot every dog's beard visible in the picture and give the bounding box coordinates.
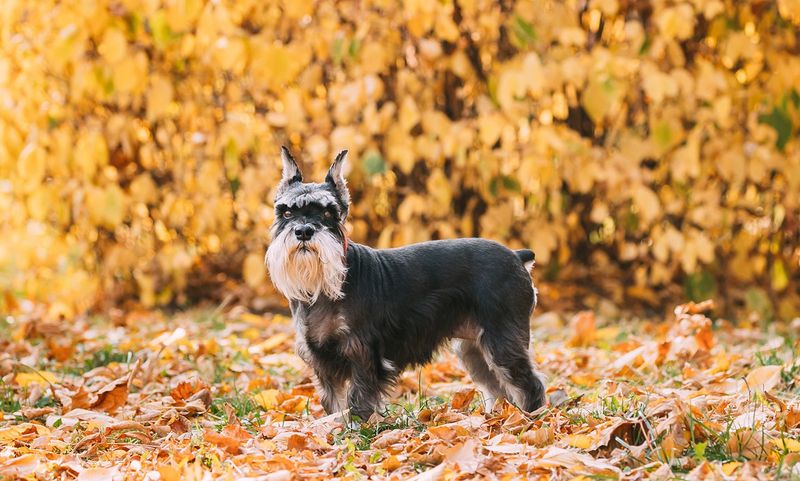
[266,226,347,303]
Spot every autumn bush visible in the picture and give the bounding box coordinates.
[0,0,798,318]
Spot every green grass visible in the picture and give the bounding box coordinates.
[209,391,264,432]
[0,382,20,413]
[56,345,134,375]
[332,397,433,451]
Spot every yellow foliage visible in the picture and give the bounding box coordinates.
[0,0,798,316]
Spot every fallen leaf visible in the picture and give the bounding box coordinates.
[76,466,118,481]
[721,461,741,476]
[14,371,57,387]
[773,438,800,453]
[254,333,290,353]
[444,439,480,473]
[521,426,554,446]
[742,365,782,393]
[0,423,50,443]
[0,453,40,477]
[91,377,129,413]
[170,380,208,402]
[408,462,446,481]
[204,424,252,454]
[21,407,55,419]
[253,389,280,410]
[427,424,470,442]
[450,388,476,410]
[568,311,596,347]
[381,455,401,471]
[565,433,595,449]
[286,433,306,451]
[157,465,181,481]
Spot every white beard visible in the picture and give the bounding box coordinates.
[265,226,347,303]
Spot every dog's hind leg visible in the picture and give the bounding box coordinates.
[453,339,509,410]
[477,327,546,412]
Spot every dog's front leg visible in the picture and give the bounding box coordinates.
[342,338,382,420]
[313,364,348,414]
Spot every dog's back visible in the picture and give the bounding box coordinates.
[346,238,534,307]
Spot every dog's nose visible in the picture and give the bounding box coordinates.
[294,224,315,241]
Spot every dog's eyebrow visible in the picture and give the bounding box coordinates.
[290,191,339,209]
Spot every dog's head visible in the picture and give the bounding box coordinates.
[265,147,349,303]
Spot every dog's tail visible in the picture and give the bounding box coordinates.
[515,249,535,273]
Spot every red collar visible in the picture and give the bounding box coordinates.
[340,226,349,256]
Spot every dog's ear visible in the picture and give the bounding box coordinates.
[326,149,350,210]
[276,146,303,196]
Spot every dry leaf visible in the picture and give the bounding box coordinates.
[76,466,118,481]
[450,388,476,410]
[91,377,129,414]
[204,422,252,455]
[742,365,783,393]
[568,311,596,347]
[0,453,41,477]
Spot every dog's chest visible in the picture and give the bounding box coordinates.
[293,302,350,350]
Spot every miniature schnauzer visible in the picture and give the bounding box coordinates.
[266,147,545,420]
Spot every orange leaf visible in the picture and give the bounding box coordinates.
[91,378,129,414]
[157,466,181,481]
[742,365,782,393]
[0,453,40,477]
[381,455,401,471]
[568,311,596,347]
[565,434,594,449]
[170,380,208,402]
[203,424,252,454]
[287,433,307,451]
[451,388,476,410]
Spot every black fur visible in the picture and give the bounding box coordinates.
[268,148,545,420]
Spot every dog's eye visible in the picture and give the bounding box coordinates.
[323,210,333,220]
[282,210,294,219]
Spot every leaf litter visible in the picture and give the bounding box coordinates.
[0,301,799,479]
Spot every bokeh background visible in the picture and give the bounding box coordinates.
[1,0,798,320]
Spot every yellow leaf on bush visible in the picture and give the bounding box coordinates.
[243,252,266,288]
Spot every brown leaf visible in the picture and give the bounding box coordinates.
[286,433,306,451]
[381,455,401,471]
[203,424,252,454]
[76,466,118,481]
[67,386,95,410]
[21,407,55,419]
[91,377,129,414]
[170,380,200,402]
[444,439,480,474]
[186,388,212,409]
[46,338,75,362]
[0,453,40,477]
[157,466,181,481]
[450,388,476,410]
[568,311,596,347]
[521,426,554,446]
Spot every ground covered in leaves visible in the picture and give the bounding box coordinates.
[1,301,799,480]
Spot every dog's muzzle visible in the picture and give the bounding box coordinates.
[294,224,315,241]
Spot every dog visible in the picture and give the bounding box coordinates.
[266,147,546,420]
